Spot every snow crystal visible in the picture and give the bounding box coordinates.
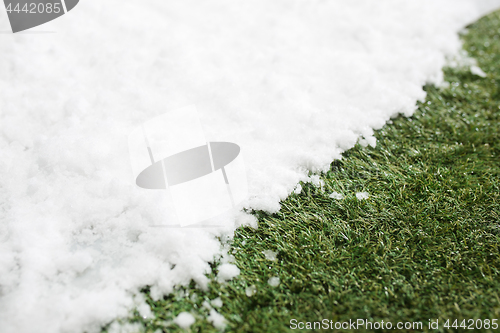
[211,297,223,308]
[207,309,227,330]
[263,250,278,261]
[1,1,499,332]
[329,192,344,200]
[356,192,370,200]
[268,277,281,287]
[217,264,240,283]
[245,285,257,297]
[174,312,195,329]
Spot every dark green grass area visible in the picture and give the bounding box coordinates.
[115,10,500,333]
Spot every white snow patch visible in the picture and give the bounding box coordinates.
[207,309,227,330]
[245,285,257,297]
[136,303,153,320]
[263,250,278,261]
[268,277,281,287]
[359,135,377,148]
[216,264,240,283]
[308,175,322,187]
[470,65,488,77]
[202,300,212,310]
[356,192,370,200]
[174,312,196,329]
[294,184,302,194]
[134,294,153,320]
[329,192,344,200]
[308,175,325,191]
[107,322,145,333]
[448,49,488,78]
[0,1,499,332]
[210,297,223,308]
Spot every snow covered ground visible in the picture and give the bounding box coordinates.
[1,1,499,332]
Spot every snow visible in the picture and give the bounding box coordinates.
[308,175,325,189]
[359,135,377,148]
[329,192,344,200]
[202,300,212,310]
[174,312,196,329]
[470,65,488,77]
[211,297,223,308]
[1,1,499,332]
[245,285,257,297]
[263,250,278,261]
[107,322,145,333]
[268,277,281,287]
[207,309,227,330]
[356,192,370,200]
[134,293,153,320]
[216,263,240,283]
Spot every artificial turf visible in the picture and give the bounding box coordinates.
[110,9,500,333]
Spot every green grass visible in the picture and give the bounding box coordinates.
[111,9,500,333]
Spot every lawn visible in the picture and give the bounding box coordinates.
[111,9,500,333]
